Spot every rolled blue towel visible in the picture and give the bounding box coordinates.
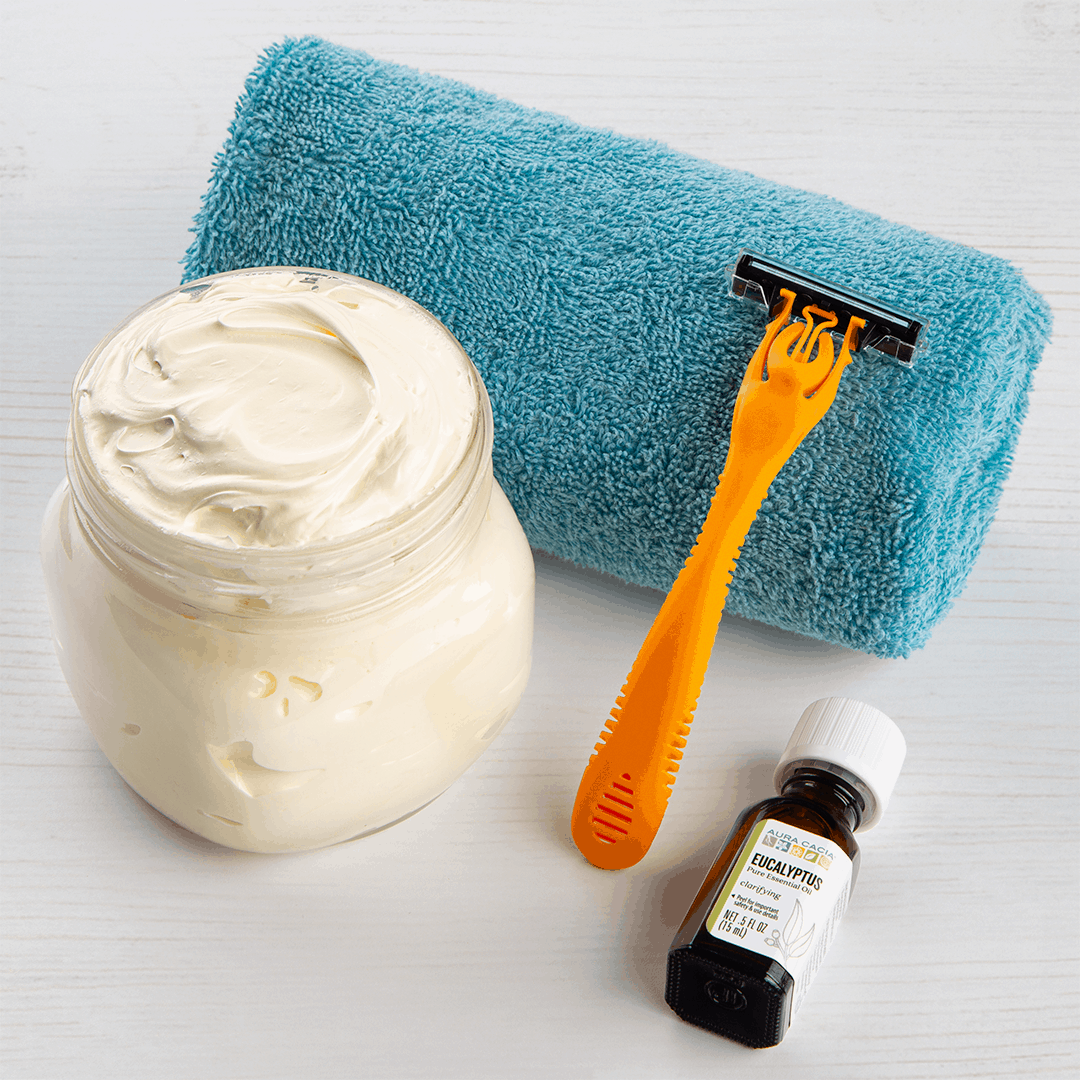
[183,37,1051,659]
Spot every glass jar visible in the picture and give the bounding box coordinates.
[40,268,535,853]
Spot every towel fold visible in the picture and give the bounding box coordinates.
[183,37,1051,658]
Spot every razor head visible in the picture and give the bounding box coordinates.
[730,249,927,366]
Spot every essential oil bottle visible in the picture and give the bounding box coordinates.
[665,697,906,1048]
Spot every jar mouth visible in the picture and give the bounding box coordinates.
[66,267,495,624]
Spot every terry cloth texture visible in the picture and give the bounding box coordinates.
[183,37,1051,659]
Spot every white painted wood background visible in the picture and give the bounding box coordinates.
[2,2,1077,1078]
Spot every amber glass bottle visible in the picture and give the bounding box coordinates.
[665,698,905,1048]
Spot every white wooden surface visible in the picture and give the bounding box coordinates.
[2,2,1078,1078]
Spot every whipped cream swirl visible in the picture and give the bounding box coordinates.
[75,270,477,548]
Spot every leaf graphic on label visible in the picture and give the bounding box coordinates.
[764,899,817,961]
[788,926,815,958]
[783,899,816,959]
[784,899,803,946]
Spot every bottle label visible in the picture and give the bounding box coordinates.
[705,818,853,1014]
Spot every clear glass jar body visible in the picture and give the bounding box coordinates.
[40,269,535,853]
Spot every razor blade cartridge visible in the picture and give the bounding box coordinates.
[730,249,926,366]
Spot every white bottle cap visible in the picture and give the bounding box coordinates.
[772,697,906,830]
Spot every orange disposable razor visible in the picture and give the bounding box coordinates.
[571,250,925,870]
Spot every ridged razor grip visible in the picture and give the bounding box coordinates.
[570,472,764,870]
